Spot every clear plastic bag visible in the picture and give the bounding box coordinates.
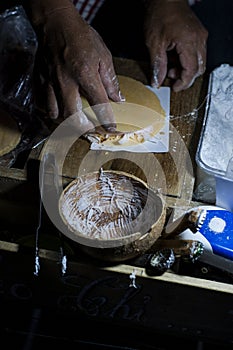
[0,6,50,167]
[0,5,38,116]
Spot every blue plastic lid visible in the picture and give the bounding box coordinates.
[198,209,233,260]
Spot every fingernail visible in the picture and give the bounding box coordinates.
[104,123,117,132]
[49,112,58,120]
[106,127,117,132]
[119,90,126,102]
[151,81,160,89]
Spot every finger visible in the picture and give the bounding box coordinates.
[167,67,179,80]
[197,47,207,76]
[172,45,203,92]
[91,102,116,131]
[92,30,125,103]
[79,73,117,130]
[149,44,168,88]
[99,62,125,102]
[46,83,59,119]
[34,76,59,120]
[71,110,96,135]
[51,64,83,119]
[59,79,81,119]
[98,62,125,130]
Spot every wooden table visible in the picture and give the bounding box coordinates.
[1,59,233,348]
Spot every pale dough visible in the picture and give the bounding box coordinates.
[0,109,21,156]
[81,75,166,146]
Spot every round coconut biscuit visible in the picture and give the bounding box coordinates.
[0,109,21,156]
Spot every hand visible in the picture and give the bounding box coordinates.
[143,0,208,91]
[24,0,124,132]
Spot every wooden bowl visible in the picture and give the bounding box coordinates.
[59,170,166,262]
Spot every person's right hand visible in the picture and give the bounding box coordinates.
[143,0,208,92]
[24,0,124,133]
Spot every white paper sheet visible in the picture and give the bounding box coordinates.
[89,86,170,153]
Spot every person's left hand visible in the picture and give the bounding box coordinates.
[143,0,208,92]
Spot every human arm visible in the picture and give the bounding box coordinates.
[22,0,124,131]
[143,0,208,92]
